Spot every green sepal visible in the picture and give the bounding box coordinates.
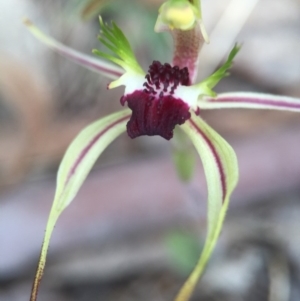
[176,113,239,301]
[93,17,144,74]
[29,110,130,301]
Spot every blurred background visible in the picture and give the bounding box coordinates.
[1,0,300,300]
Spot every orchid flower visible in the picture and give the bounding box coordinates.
[24,1,300,301]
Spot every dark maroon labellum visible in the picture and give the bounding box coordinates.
[121,61,191,140]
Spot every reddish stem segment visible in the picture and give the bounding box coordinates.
[172,23,203,83]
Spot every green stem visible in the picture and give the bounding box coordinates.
[30,209,59,301]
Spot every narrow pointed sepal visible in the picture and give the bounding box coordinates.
[29,109,130,301]
[176,113,239,301]
[201,92,300,111]
[54,109,131,212]
[23,19,123,79]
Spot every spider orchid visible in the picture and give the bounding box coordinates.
[24,0,300,301]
